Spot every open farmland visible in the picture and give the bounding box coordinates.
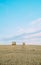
[0,45,41,65]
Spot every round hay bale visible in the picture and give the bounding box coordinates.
[22,42,25,45]
[12,42,16,46]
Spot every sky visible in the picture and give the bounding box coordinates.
[0,0,41,45]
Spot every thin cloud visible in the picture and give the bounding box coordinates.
[0,18,41,45]
[31,18,41,25]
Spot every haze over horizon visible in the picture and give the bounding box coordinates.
[0,0,41,45]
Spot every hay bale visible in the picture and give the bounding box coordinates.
[22,42,25,45]
[12,42,16,46]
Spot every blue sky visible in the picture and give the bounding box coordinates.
[0,0,41,45]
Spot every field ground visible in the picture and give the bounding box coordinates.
[0,45,41,65]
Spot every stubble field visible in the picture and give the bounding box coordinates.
[0,45,41,65]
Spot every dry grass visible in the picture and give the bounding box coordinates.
[0,45,41,65]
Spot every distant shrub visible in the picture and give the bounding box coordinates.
[33,49,35,51]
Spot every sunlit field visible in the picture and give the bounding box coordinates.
[0,45,41,65]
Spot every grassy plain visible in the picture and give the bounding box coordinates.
[0,45,41,65]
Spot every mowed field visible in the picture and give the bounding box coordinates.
[0,45,41,65]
